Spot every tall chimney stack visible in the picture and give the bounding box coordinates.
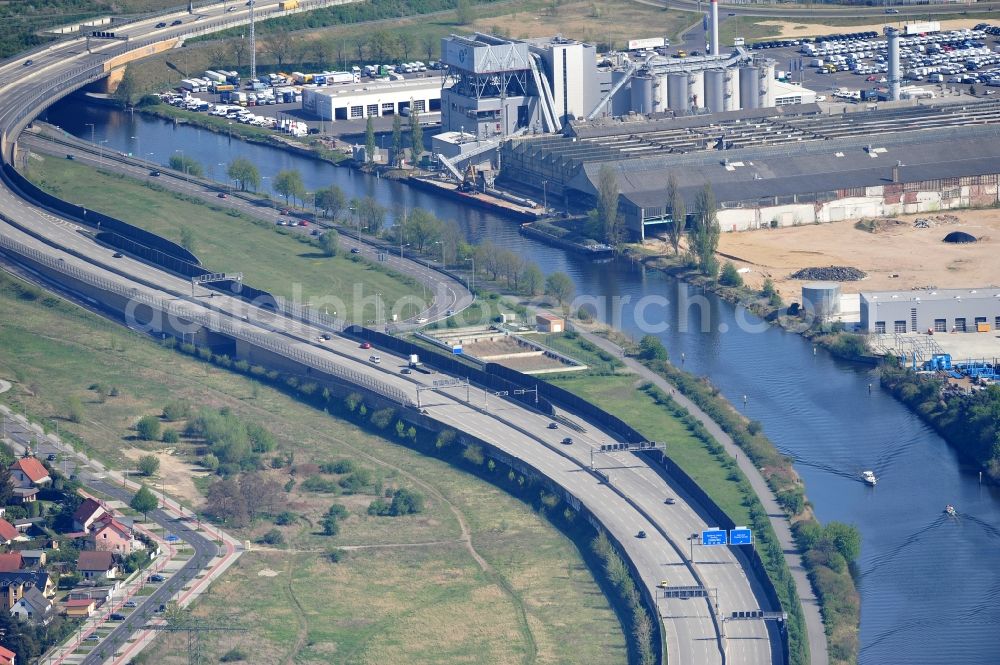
[711,0,720,56]
[886,27,901,102]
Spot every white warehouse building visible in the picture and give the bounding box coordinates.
[301,78,447,121]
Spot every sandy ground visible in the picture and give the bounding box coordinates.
[758,18,987,40]
[715,208,1000,300]
[123,447,210,508]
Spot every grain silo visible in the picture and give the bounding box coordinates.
[667,72,689,112]
[704,69,725,113]
[688,70,705,110]
[724,67,740,111]
[653,73,668,112]
[739,66,759,109]
[630,74,654,114]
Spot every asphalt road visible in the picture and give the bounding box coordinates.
[0,5,781,665]
[0,416,217,664]
[20,129,473,328]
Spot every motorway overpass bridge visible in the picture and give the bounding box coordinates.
[0,4,795,664]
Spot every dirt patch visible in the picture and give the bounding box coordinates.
[755,18,985,39]
[122,447,209,508]
[716,208,1000,300]
[258,568,280,577]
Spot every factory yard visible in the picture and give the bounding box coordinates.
[715,208,1000,299]
[757,18,986,40]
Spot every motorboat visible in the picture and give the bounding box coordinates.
[862,470,877,486]
[945,504,957,517]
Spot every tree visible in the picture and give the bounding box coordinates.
[358,196,386,235]
[0,471,14,506]
[205,478,248,526]
[389,488,424,515]
[273,169,305,206]
[319,230,339,257]
[138,455,160,477]
[456,0,473,24]
[545,272,575,307]
[391,113,403,167]
[368,30,397,62]
[399,32,416,60]
[114,68,138,108]
[129,484,158,520]
[136,415,161,441]
[409,110,423,164]
[638,335,668,361]
[364,115,376,165]
[264,28,296,68]
[227,158,260,192]
[761,278,777,299]
[67,395,84,424]
[169,154,203,177]
[595,164,623,246]
[421,33,438,62]
[230,38,250,70]
[354,36,367,61]
[240,472,282,522]
[690,183,720,276]
[823,522,861,563]
[719,261,743,287]
[314,184,346,219]
[667,173,685,255]
[179,226,197,254]
[521,263,544,296]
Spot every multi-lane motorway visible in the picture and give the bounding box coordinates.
[0,4,786,664]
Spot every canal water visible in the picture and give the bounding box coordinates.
[43,100,1000,664]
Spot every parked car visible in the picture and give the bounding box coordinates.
[124,600,138,608]
[46,453,57,461]
[149,574,165,582]
[110,612,126,621]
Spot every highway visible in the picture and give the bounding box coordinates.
[0,5,781,665]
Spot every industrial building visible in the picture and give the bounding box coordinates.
[500,99,1000,240]
[859,288,1000,334]
[438,31,809,139]
[301,77,443,121]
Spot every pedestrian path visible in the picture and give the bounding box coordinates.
[576,329,829,665]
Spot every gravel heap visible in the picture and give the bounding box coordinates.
[790,266,867,281]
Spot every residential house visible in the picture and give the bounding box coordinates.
[18,550,45,568]
[89,515,142,555]
[9,457,51,488]
[0,645,15,665]
[72,498,108,533]
[10,585,54,625]
[0,571,53,610]
[63,597,96,618]
[77,550,117,580]
[0,518,18,545]
[0,552,23,572]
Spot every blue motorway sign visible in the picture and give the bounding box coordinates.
[701,529,727,546]
[729,527,753,546]
[452,346,463,355]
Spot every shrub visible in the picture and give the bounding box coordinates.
[138,455,160,477]
[162,400,191,421]
[136,415,161,441]
[161,429,179,444]
[259,529,284,545]
[274,511,296,525]
[719,261,743,287]
[300,476,339,493]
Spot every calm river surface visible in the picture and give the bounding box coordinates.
[43,100,1000,664]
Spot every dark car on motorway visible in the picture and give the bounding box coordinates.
[23,59,33,67]
[560,437,573,445]
[149,170,160,177]
[637,530,647,539]
[156,21,167,28]
[171,19,183,25]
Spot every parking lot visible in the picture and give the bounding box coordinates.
[746,23,1000,100]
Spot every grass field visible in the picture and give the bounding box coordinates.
[547,373,751,525]
[0,271,624,663]
[25,154,422,320]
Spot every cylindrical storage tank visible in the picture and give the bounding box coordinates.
[610,69,631,117]
[739,66,759,109]
[688,70,705,110]
[724,66,740,111]
[801,282,842,319]
[760,62,775,106]
[630,74,654,115]
[653,73,668,112]
[667,72,689,113]
[704,69,725,113]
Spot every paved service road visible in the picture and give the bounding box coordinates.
[0,6,781,665]
[0,412,227,664]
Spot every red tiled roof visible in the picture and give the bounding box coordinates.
[11,457,50,483]
[73,498,105,525]
[77,550,114,572]
[93,515,130,537]
[0,518,18,542]
[0,552,23,572]
[64,598,96,607]
[0,645,15,661]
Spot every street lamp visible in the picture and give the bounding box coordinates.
[541,179,548,214]
[375,292,383,326]
[174,149,187,181]
[98,140,108,165]
[85,123,95,145]
[130,135,141,160]
[434,240,444,267]
[465,256,475,292]
[349,205,360,250]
